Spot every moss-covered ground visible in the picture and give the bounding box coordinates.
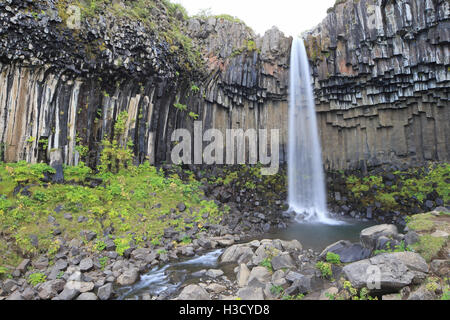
[0,161,225,276]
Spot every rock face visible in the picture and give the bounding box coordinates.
[305,0,450,170]
[0,0,448,170]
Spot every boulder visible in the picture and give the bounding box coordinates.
[116,268,140,286]
[319,240,371,263]
[76,292,98,300]
[97,283,114,300]
[237,287,264,300]
[79,258,94,272]
[236,264,250,288]
[271,252,295,270]
[360,224,398,250]
[220,245,254,264]
[205,269,224,278]
[177,284,211,300]
[343,252,428,293]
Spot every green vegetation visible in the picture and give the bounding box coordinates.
[28,273,47,286]
[316,261,332,279]
[344,163,449,211]
[326,252,341,265]
[373,240,412,256]
[0,159,224,270]
[53,0,203,73]
[260,257,273,272]
[99,111,134,174]
[410,235,447,262]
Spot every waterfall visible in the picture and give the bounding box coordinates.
[288,38,338,225]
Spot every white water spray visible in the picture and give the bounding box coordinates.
[288,38,339,225]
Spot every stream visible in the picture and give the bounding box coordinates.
[116,218,376,300]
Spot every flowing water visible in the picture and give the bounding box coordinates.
[116,218,375,300]
[288,38,337,225]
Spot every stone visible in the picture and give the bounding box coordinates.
[220,245,254,264]
[22,288,36,300]
[382,293,402,300]
[76,292,98,300]
[16,259,31,273]
[407,285,435,300]
[319,240,371,263]
[33,256,49,270]
[64,213,73,221]
[116,268,139,286]
[205,269,224,278]
[6,291,24,300]
[343,252,428,293]
[3,279,17,293]
[177,202,186,212]
[404,231,420,246]
[237,287,264,300]
[280,240,302,252]
[247,267,272,287]
[177,284,211,300]
[430,260,450,277]
[206,283,226,294]
[236,264,250,288]
[360,224,398,250]
[38,279,65,300]
[79,258,94,272]
[97,283,113,300]
[271,252,295,271]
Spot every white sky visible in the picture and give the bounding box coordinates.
[173,0,336,37]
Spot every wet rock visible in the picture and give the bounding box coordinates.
[320,240,371,263]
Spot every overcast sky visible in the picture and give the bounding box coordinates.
[173,0,336,37]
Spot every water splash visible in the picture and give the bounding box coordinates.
[288,38,339,225]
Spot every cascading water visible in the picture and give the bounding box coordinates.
[288,38,338,225]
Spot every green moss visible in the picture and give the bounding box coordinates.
[407,213,436,232]
[0,161,224,269]
[410,235,447,262]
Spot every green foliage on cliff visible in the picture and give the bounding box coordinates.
[99,111,134,174]
[54,0,203,74]
[345,163,450,211]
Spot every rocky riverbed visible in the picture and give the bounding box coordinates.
[2,206,448,301]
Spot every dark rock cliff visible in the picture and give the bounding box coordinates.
[305,0,450,170]
[0,0,290,168]
[0,0,448,171]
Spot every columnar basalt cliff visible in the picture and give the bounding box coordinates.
[0,0,290,168]
[0,0,448,171]
[305,0,450,171]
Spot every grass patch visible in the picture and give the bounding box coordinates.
[0,161,224,270]
[410,235,447,262]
